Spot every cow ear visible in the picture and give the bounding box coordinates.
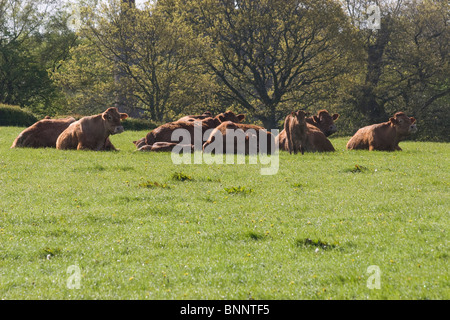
[313,115,320,123]
[102,112,111,121]
[332,113,340,120]
[389,117,398,125]
[237,114,245,122]
[120,113,129,120]
[218,114,225,122]
[410,117,416,124]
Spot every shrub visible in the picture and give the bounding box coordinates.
[224,186,254,195]
[0,104,38,127]
[138,181,171,189]
[172,172,193,181]
[121,117,159,131]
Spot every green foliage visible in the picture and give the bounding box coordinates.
[121,117,158,131]
[180,0,355,129]
[171,172,193,181]
[224,186,254,195]
[50,42,116,115]
[296,238,340,250]
[245,231,266,241]
[343,164,371,173]
[0,104,38,126]
[138,181,171,189]
[0,0,77,115]
[339,0,450,140]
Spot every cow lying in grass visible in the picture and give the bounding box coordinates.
[306,109,340,137]
[136,142,194,153]
[177,111,213,122]
[56,107,128,151]
[202,121,275,155]
[346,112,417,151]
[11,116,76,148]
[277,109,338,153]
[135,110,246,151]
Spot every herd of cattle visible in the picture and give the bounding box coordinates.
[9,107,417,153]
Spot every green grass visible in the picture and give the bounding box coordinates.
[0,126,448,299]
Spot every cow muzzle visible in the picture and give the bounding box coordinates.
[112,126,124,135]
[409,124,417,133]
[327,125,337,136]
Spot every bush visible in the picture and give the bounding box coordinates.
[121,117,159,131]
[0,104,38,127]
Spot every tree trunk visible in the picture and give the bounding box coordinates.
[259,104,278,130]
[114,0,137,117]
[359,16,392,123]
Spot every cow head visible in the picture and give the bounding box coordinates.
[292,110,307,122]
[215,110,245,123]
[202,117,222,128]
[310,109,339,137]
[390,112,417,135]
[102,107,129,135]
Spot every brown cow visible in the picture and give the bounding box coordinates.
[303,124,335,152]
[346,112,417,151]
[214,110,245,124]
[282,110,308,154]
[145,117,221,146]
[137,142,194,152]
[56,107,128,151]
[143,110,245,147]
[202,121,275,154]
[277,123,335,153]
[11,116,76,148]
[306,109,340,137]
[177,111,213,122]
[133,137,147,149]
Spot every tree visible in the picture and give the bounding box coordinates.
[383,0,449,112]
[50,41,116,115]
[82,0,209,121]
[179,0,354,129]
[0,0,76,115]
[342,0,449,139]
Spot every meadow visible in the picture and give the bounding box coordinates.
[0,126,448,300]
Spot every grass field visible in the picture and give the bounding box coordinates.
[0,126,448,300]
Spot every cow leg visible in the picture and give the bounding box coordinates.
[103,138,117,151]
[77,142,87,150]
